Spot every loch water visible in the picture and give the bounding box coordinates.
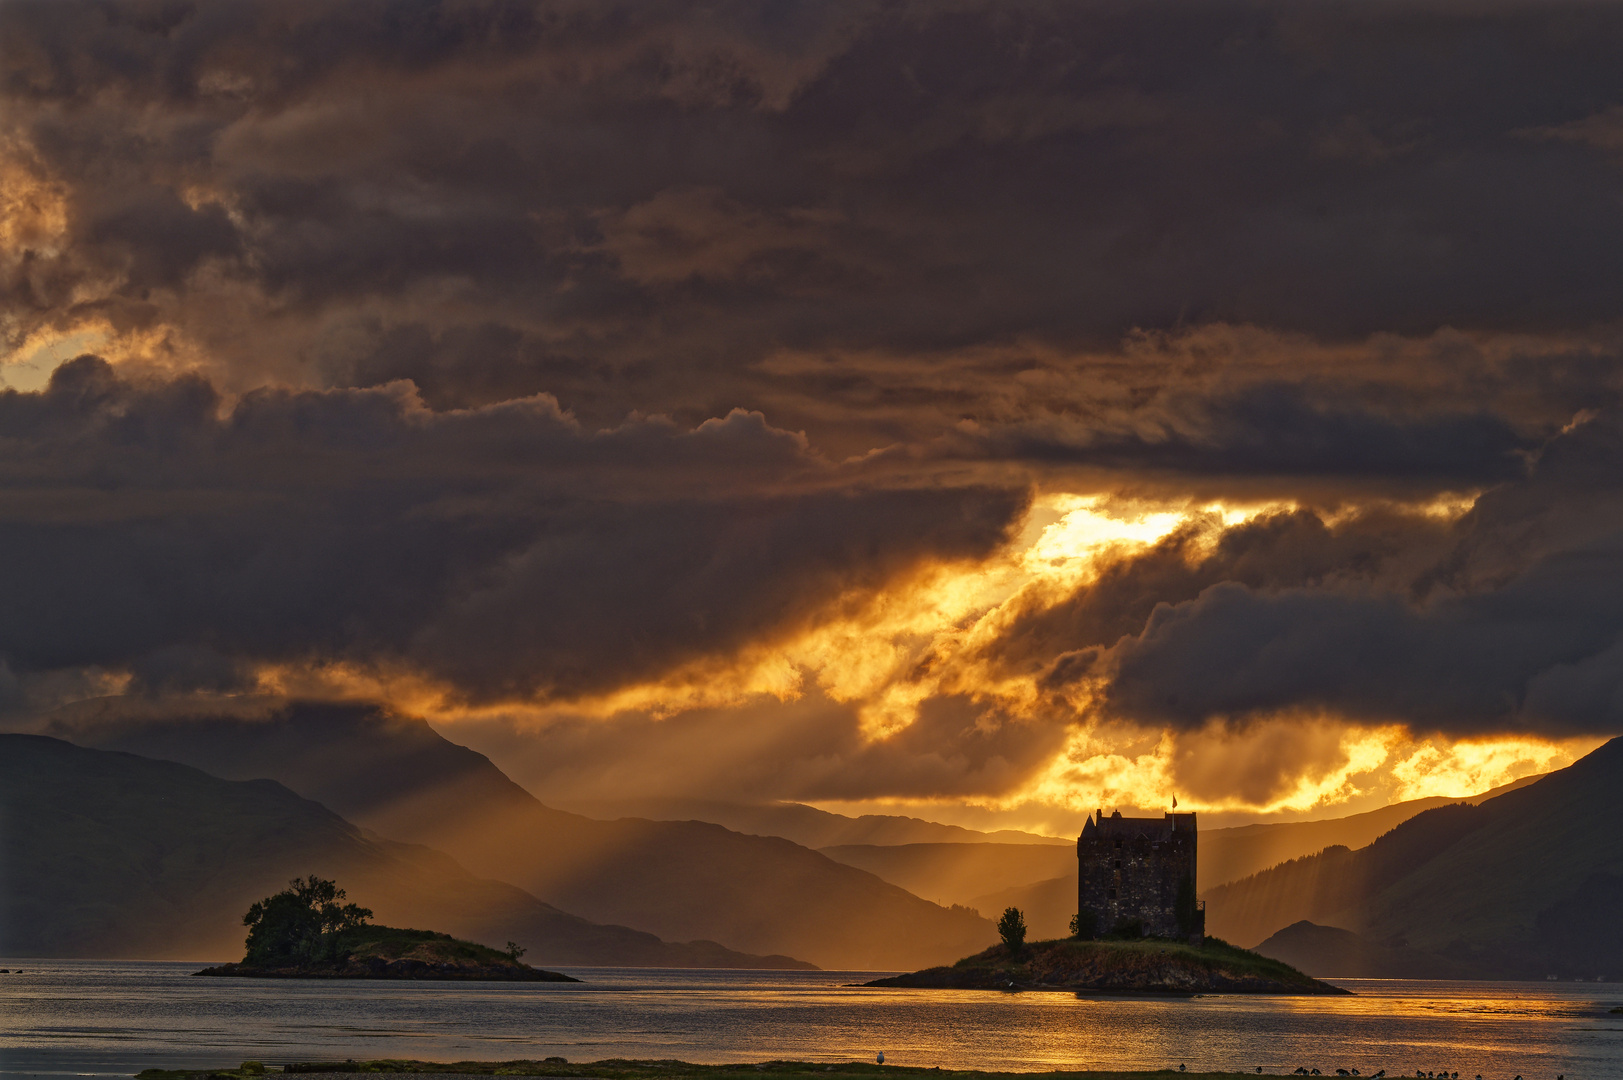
[1,961,1620,1080]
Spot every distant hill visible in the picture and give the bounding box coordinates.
[53,703,996,970]
[559,797,1067,848]
[966,876,1075,940]
[1202,737,1623,978]
[0,734,809,968]
[818,842,1077,909]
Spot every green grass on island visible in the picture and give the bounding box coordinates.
[324,925,532,966]
[866,936,1346,994]
[133,1060,1279,1080]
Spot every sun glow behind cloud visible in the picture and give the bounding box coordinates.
[249,491,1231,726]
[234,488,1606,823]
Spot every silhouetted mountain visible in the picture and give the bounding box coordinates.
[1251,920,1469,979]
[1203,737,1623,978]
[0,735,810,967]
[940,785,1552,943]
[817,786,1547,937]
[1199,775,1543,889]
[729,780,1546,937]
[53,702,996,970]
[559,797,1067,848]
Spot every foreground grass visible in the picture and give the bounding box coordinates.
[134,1061,1252,1080]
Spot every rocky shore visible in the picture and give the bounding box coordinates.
[865,937,1348,994]
[195,957,576,981]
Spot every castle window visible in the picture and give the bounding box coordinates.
[1108,889,1117,899]
[1113,860,1122,869]
[1114,840,1123,849]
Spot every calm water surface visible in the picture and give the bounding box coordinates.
[1,961,1619,1079]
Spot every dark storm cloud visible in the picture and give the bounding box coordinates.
[10,0,1623,465]
[928,382,1538,485]
[7,0,1623,762]
[0,356,1024,703]
[990,504,1456,687]
[1082,412,1623,735]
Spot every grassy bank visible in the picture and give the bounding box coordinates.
[134,1060,1263,1080]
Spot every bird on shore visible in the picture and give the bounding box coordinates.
[876,1053,884,1066]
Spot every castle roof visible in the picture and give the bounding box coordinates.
[1080,810,1196,841]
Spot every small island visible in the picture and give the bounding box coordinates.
[194,876,577,982]
[866,810,1343,995]
[868,908,1344,994]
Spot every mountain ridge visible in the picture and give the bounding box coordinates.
[49,702,997,970]
[0,734,810,968]
[1203,736,1623,977]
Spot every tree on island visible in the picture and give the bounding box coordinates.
[1069,909,1098,940]
[242,875,373,966]
[997,906,1026,954]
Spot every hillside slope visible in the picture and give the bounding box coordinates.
[818,842,1078,908]
[0,735,807,968]
[1198,775,1541,889]
[1202,737,1623,977]
[1252,921,1471,979]
[558,797,1067,848]
[54,703,996,970]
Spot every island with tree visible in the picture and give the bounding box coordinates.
[867,905,1345,994]
[194,876,578,981]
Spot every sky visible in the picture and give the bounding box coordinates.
[4,0,1623,833]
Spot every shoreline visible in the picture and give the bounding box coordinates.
[132,1060,1287,1080]
[864,938,1346,996]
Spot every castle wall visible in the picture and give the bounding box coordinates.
[1076,811,1200,940]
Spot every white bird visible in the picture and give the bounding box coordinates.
[877,1053,885,1066]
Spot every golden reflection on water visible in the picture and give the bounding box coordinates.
[1,965,1620,1079]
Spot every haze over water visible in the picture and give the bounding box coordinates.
[2,963,1619,1080]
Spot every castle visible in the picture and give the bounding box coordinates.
[1076,810,1204,942]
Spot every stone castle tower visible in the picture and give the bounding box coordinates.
[1076,810,1204,941]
